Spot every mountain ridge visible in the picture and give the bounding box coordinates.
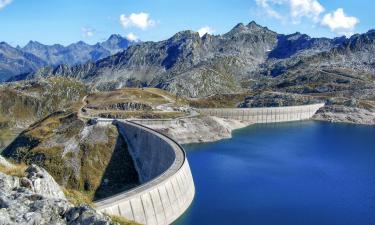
[11,21,375,98]
[0,35,136,81]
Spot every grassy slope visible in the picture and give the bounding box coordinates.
[2,111,139,200]
[0,77,89,150]
[188,93,250,108]
[84,88,189,119]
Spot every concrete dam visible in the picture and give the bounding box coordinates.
[94,120,195,225]
[198,103,325,123]
[93,103,324,225]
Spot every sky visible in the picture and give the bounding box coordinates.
[0,0,374,46]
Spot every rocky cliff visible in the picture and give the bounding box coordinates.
[0,159,130,225]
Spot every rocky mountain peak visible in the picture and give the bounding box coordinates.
[170,30,200,41]
[225,23,246,35]
[23,40,45,50]
[0,41,12,49]
[225,21,276,38]
[74,40,89,47]
[107,34,123,41]
[286,32,310,41]
[246,20,263,29]
[101,34,131,53]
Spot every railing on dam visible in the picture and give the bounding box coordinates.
[197,103,325,123]
[94,120,195,225]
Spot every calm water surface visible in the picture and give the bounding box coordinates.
[174,121,375,225]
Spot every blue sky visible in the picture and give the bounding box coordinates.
[0,0,374,46]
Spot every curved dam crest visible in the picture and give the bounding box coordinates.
[94,120,195,225]
[93,103,324,225]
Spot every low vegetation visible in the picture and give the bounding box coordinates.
[0,77,89,150]
[109,215,141,225]
[93,111,185,119]
[86,88,170,107]
[188,92,251,108]
[83,87,189,119]
[1,111,139,201]
[0,163,27,177]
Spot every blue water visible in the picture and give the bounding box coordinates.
[174,121,375,225]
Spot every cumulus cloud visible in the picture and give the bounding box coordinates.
[321,8,359,36]
[197,26,215,37]
[256,0,324,22]
[0,0,12,10]
[126,32,138,41]
[81,27,95,38]
[289,0,324,22]
[120,12,155,30]
[254,0,359,35]
[255,0,283,20]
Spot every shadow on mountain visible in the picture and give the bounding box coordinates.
[93,130,140,201]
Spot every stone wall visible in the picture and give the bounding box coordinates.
[94,120,195,225]
[197,103,324,123]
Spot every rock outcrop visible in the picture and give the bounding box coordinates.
[23,165,66,199]
[0,165,117,225]
[0,155,13,168]
[143,116,252,144]
[314,105,375,125]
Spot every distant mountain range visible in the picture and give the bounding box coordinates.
[0,34,134,81]
[6,21,375,99]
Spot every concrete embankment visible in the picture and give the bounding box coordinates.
[129,103,325,144]
[94,119,195,225]
[197,103,325,123]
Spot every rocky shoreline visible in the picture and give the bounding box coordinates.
[145,116,252,144]
[313,106,375,125]
[145,106,375,145]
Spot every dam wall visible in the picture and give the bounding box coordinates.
[197,103,324,123]
[129,119,179,127]
[92,104,323,224]
[94,120,195,225]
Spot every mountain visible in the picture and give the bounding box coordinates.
[100,34,134,55]
[9,21,375,99]
[18,22,374,97]
[0,35,135,81]
[20,22,279,96]
[0,42,47,81]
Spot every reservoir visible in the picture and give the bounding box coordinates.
[174,121,375,225]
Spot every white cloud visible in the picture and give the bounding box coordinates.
[254,0,359,35]
[126,32,138,41]
[289,0,324,22]
[197,26,215,37]
[256,0,324,22]
[81,27,95,38]
[120,12,155,30]
[321,8,359,36]
[0,0,12,10]
[255,0,283,20]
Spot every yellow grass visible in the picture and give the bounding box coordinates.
[0,163,27,177]
[107,215,142,225]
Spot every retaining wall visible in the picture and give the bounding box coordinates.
[198,103,324,123]
[94,120,195,225]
